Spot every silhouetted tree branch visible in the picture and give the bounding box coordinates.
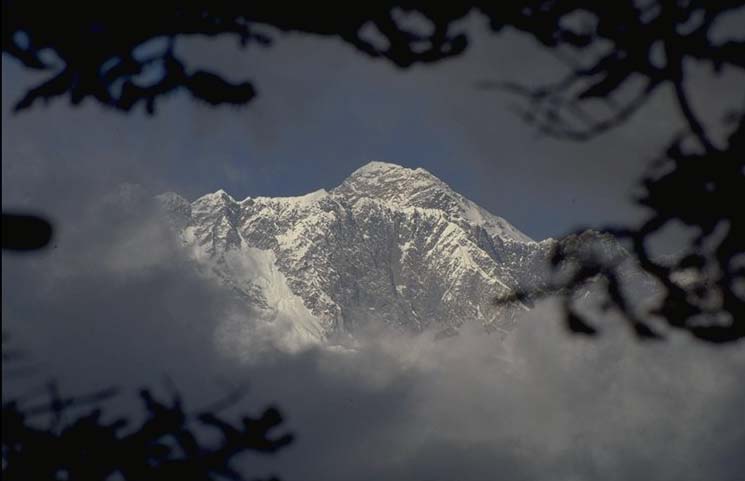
[3,2,743,342]
[1,214,52,250]
[2,348,294,481]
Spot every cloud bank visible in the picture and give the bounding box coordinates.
[3,191,744,481]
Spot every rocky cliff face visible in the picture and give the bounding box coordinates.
[158,161,560,349]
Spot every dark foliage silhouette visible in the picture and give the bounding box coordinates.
[5,0,741,342]
[2,206,294,481]
[1,336,293,481]
[2,205,294,481]
[1,213,53,250]
[496,111,743,344]
[475,1,745,343]
[2,2,743,479]
[2,2,471,114]
[2,386,293,481]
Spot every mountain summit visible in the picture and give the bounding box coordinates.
[335,162,534,243]
[158,162,554,350]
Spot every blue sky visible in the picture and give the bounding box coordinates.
[3,18,741,240]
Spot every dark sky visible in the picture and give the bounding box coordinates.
[3,12,745,481]
[7,15,743,240]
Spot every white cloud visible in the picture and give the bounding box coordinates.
[3,179,744,481]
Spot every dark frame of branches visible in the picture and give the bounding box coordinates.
[3,1,743,480]
[4,1,742,343]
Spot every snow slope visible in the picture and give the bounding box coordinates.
[158,161,557,350]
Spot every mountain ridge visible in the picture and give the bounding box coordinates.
[158,161,558,350]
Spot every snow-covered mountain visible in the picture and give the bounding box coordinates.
[157,161,559,350]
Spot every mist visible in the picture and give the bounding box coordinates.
[3,194,743,481]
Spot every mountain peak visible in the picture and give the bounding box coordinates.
[194,189,236,205]
[334,162,533,244]
[155,161,553,350]
[335,161,445,202]
[350,160,409,174]
[345,161,441,184]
